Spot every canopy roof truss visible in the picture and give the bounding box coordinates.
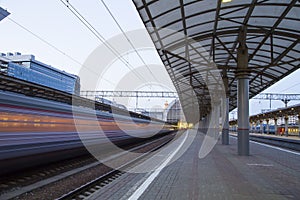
[133,0,300,117]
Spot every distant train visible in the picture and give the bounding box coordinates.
[95,97,128,110]
[252,124,299,136]
[276,125,299,136]
[252,124,276,134]
[0,53,80,95]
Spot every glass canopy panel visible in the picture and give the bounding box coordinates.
[139,9,149,22]
[148,0,180,17]
[278,19,300,32]
[287,47,300,59]
[220,6,249,18]
[265,68,283,77]
[218,19,242,29]
[247,17,278,28]
[286,6,300,19]
[187,24,214,36]
[152,9,182,28]
[184,1,217,16]
[252,5,286,18]
[185,13,215,28]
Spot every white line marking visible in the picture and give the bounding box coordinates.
[247,163,273,167]
[128,131,188,200]
[230,135,300,156]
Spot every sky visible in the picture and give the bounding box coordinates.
[0,0,151,75]
[0,0,299,115]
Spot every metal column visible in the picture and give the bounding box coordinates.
[285,116,289,137]
[266,119,270,134]
[222,71,229,145]
[236,26,249,156]
[211,101,220,140]
[251,122,254,133]
[200,115,210,134]
[205,114,210,134]
[274,118,278,135]
[298,115,300,137]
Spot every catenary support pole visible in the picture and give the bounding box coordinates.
[274,118,278,135]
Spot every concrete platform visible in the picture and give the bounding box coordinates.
[89,130,300,200]
[231,132,300,151]
[249,132,300,141]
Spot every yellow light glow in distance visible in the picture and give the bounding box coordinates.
[222,0,232,3]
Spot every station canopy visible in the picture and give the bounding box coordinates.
[133,0,300,119]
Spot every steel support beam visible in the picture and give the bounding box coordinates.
[236,26,249,156]
[80,90,178,98]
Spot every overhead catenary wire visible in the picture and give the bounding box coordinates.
[99,0,160,84]
[279,82,300,93]
[60,0,150,85]
[1,14,115,87]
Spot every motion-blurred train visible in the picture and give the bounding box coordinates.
[0,90,176,175]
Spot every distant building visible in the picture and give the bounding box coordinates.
[0,7,10,22]
[164,99,183,123]
[0,52,80,95]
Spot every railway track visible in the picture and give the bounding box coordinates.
[0,155,95,191]
[0,132,176,200]
[57,136,173,200]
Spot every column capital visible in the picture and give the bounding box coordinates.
[235,70,251,79]
[236,25,250,79]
